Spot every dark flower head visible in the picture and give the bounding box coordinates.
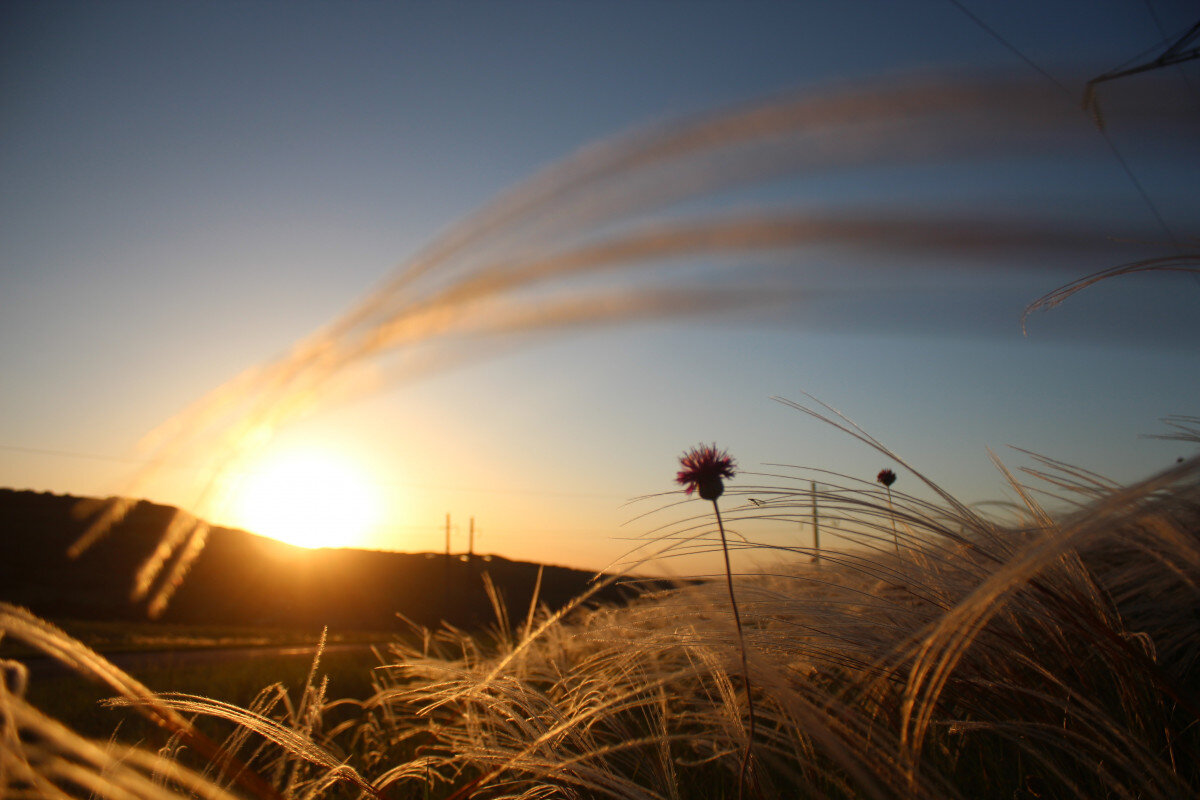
[877,468,897,487]
[677,444,736,501]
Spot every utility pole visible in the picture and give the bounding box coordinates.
[811,481,820,564]
[442,512,451,623]
[466,516,479,625]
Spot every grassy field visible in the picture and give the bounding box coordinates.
[4,414,1199,798]
[17,638,385,742]
[0,619,392,657]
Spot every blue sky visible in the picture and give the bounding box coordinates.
[2,1,1197,573]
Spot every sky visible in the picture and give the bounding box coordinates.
[2,0,1198,576]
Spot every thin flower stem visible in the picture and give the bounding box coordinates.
[887,485,900,557]
[711,498,756,800]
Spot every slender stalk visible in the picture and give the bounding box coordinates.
[711,499,756,800]
[811,480,820,564]
[887,485,900,557]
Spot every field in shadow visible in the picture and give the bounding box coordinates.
[0,488,645,632]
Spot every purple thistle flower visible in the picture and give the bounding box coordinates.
[877,468,897,488]
[677,444,736,501]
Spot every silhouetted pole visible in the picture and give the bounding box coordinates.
[443,513,451,622]
[466,516,478,623]
[811,481,820,564]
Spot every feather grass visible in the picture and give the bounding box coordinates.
[347,406,1200,799]
[7,414,1200,797]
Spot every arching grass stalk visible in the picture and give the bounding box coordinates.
[676,444,756,800]
[878,468,899,556]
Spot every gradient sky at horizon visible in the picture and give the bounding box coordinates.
[2,1,1198,575]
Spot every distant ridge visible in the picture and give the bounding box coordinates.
[0,488,648,632]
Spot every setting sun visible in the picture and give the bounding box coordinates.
[229,449,382,549]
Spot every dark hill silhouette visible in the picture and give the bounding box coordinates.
[0,488,651,632]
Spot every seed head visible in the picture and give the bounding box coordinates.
[677,444,736,501]
[877,468,897,488]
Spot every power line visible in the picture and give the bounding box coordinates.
[943,0,1072,95]
[1139,1,1200,116]
[1086,18,1200,95]
[0,441,627,499]
[945,0,1187,250]
[0,443,144,464]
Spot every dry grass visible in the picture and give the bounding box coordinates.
[4,410,1199,798]
[348,408,1199,799]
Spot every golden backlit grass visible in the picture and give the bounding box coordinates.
[4,411,1198,799]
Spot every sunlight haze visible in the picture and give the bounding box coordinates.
[225,446,383,550]
[1,0,1196,574]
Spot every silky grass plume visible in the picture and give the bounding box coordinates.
[676,444,737,501]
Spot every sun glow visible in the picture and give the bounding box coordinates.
[229,449,382,549]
